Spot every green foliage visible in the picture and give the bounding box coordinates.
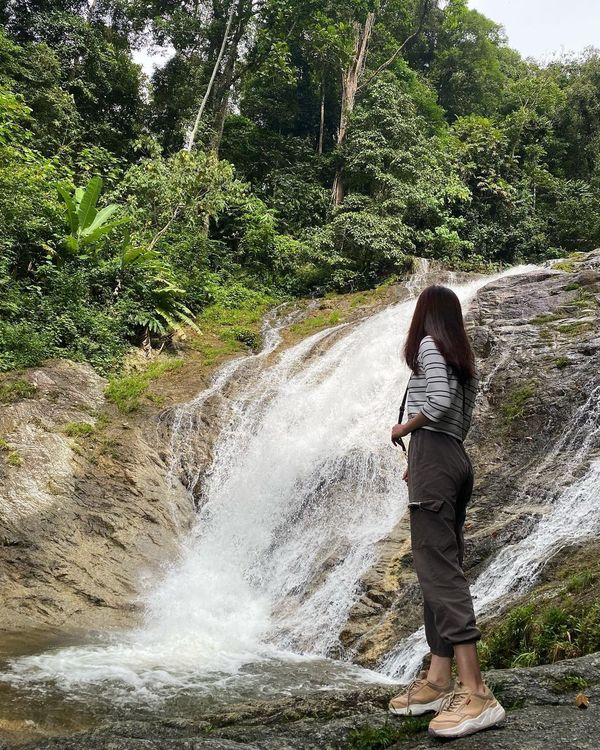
[349,717,430,749]
[58,176,126,254]
[2,0,600,376]
[105,358,185,413]
[0,378,35,402]
[554,356,571,369]
[479,597,600,669]
[554,675,589,693]
[6,450,23,467]
[500,382,536,426]
[63,421,95,437]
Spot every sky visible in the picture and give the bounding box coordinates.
[469,0,600,61]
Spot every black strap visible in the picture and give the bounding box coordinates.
[395,384,410,453]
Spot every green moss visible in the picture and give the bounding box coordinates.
[7,450,22,467]
[500,383,536,426]
[555,356,571,369]
[0,379,36,403]
[556,321,594,336]
[63,421,96,437]
[0,437,22,466]
[531,311,565,325]
[564,281,582,291]
[553,261,576,273]
[349,717,430,749]
[554,675,589,693]
[288,311,342,337]
[351,294,369,308]
[105,358,184,413]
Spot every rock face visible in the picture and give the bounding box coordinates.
[340,251,600,666]
[0,360,193,634]
[7,652,600,749]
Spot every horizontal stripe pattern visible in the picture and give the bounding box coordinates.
[406,335,478,441]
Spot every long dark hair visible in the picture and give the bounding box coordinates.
[404,285,475,383]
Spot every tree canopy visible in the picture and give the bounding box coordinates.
[1,0,599,371]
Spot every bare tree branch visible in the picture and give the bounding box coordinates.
[357,0,433,92]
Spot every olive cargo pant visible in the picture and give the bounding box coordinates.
[407,428,481,658]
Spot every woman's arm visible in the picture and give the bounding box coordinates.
[391,410,430,443]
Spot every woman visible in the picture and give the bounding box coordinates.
[388,285,505,739]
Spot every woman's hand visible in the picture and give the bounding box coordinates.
[391,422,409,446]
[402,467,409,482]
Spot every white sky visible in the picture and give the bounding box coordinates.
[469,0,600,61]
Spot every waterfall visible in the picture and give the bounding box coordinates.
[1,264,545,698]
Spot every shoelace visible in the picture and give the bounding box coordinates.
[404,675,428,705]
[441,688,470,713]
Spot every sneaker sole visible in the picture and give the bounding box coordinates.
[428,702,506,738]
[389,696,449,716]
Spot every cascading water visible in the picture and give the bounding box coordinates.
[0,263,549,704]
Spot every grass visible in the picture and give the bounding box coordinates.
[106,358,184,413]
[288,311,342,337]
[0,378,36,403]
[6,450,22,466]
[479,578,600,670]
[554,675,589,693]
[0,437,22,467]
[500,382,536,426]
[566,570,597,593]
[190,293,275,364]
[63,421,96,437]
[555,356,571,369]
[349,717,430,750]
[556,320,595,336]
[553,261,577,273]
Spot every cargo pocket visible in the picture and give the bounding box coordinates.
[409,497,448,548]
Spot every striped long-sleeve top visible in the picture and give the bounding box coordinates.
[406,336,478,441]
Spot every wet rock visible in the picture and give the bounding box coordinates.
[7,653,600,750]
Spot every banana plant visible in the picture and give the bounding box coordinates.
[57,176,127,254]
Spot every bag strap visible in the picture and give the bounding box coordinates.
[395,384,410,453]
[398,383,409,424]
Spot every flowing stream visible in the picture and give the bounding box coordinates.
[4,262,596,717]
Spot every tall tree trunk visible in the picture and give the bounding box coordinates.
[331,13,375,206]
[330,1,433,205]
[185,0,237,152]
[318,78,325,155]
[208,46,239,155]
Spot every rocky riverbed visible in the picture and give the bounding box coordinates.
[2,653,598,749]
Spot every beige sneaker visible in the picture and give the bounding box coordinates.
[389,671,454,716]
[428,681,506,738]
